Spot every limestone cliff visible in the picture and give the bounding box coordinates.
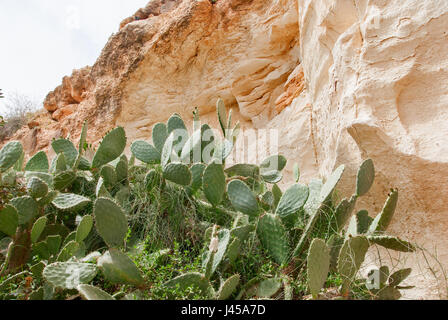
[4,0,448,298]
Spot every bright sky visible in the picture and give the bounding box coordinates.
[0,0,148,116]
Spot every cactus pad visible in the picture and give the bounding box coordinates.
[368,189,398,234]
[337,236,369,295]
[256,278,283,298]
[161,133,177,167]
[91,127,127,169]
[367,235,416,252]
[76,215,93,243]
[303,179,323,217]
[334,196,357,232]
[10,196,38,225]
[163,163,192,186]
[100,165,117,189]
[163,272,212,298]
[131,140,161,164]
[152,122,169,153]
[57,241,81,261]
[260,155,287,183]
[189,163,206,193]
[356,159,375,197]
[27,177,49,199]
[167,114,187,134]
[0,205,18,237]
[98,249,144,286]
[25,151,49,173]
[77,284,115,300]
[225,164,260,178]
[43,262,98,289]
[203,163,226,207]
[96,178,111,198]
[217,274,240,300]
[94,198,128,248]
[230,224,255,243]
[0,141,23,172]
[31,217,48,244]
[207,229,230,277]
[319,165,345,203]
[307,239,330,299]
[53,171,77,190]
[52,139,78,168]
[227,180,259,217]
[217,98,227,136]
[258,214,290,265]
[276,183,309,220]
[52,193,91,212]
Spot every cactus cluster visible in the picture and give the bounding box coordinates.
[0,99,417,301]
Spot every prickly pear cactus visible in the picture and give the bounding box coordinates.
[52,193,91,212]
[0,141,23,172]
[216,98,228,137]
[334,196,357,232]
[100,165,117,189]
[97,249,144,286]
[256,278,283,298]
[319,165,345,203]
[260,155,287,183]
[163,163,192,186]
[25,151,49,173]
[96,178,111,198]
[167,114,187,134]
[131,140,161,164]
[77,284,115,300]
[257,214,290,265]
[57,241,83,262]
[368,189,398,234]
[203,229,230,277]
[356,159,375,197]
[293,166,346,258]
[43,262,98,289]
[10,196,38,225]
[217,274,240,300]
[275,183,309,224]
[53,171,76,190]
[337,236,369,295]
[225,164,260,179]
[93,198,128,248]
[307,239,330,299]
[0,205,19,237]
[152,123,168,154]
[189,163,206,193]
[52,139,78,168]
[162,272,213,299]
[27,177,49,199]
[367,235,416,252]
[76,215,93,243]
[203,163,226,207]
[91,127,127,169]
[227,180,259,217]
[31,217,48,244]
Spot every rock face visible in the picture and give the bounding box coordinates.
[3,0,448,297]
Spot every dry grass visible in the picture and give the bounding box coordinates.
[0,91,42,141]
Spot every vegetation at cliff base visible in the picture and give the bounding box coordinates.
[0,99,418,300]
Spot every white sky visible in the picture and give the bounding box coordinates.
[0,0,148,116]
